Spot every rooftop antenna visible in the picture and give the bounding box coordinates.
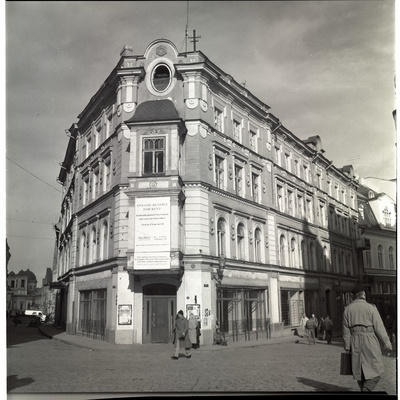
[189,29,201,51]
[185,0,189,53]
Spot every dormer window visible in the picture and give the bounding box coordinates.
[152,64,171,92]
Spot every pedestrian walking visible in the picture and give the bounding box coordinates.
[171,310,192,360]
[324,315,333,344]
[343,285,392,392]
[188,313,198,349]
[299,313,309,338]
[318,316,325,340]
[305,314,318,344]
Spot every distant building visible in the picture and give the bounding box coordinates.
[7,269,39,311]
[357,182,397,320]
[54,38,363,345]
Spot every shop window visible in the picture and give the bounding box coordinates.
[79,289,107,340]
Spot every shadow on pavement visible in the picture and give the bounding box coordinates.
[7,374,34,392]
[296,377,351,392]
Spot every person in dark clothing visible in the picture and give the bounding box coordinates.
[324,315,333,344]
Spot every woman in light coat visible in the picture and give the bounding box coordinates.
[188,313,198,348]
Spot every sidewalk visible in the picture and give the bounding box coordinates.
[39,323,340,352]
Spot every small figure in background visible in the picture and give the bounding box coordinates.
[213,322,227,346]
[306,314,319,345]
[299,313,309,338]
[324,315,333,344]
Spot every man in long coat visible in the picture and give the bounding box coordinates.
[172,310,192,359]
[343,286,392,392]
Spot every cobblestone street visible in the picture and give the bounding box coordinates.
[6,320,397,397]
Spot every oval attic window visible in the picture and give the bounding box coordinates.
[152,64,171,92]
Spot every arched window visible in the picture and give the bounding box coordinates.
[89,227,97,264]
[100,222,108,261]
[388,246,395,270]
[237,223,246,260]
[280,235,287,266]
[377,245,384,269]
[80,232,86,266]
[290,238,298,268]
[217,218,226,257]
[254,228,262,263]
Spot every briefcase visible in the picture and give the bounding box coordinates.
[340,352,353,375]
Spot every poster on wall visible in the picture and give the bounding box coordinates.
[134,197,171,270]
[186,304,201,319]
[134,197,170,252]
[118,304,132,325]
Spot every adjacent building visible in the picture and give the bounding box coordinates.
[53,38,367,345]
[7,269,40,312]
[357,181,396,321]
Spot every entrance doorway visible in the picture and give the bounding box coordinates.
[142,284,176,344]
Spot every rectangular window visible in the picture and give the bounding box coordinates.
[365,250,371,268]
[234,165,243,196]
[287,188,294,216]
[233,119,241,143]
[215,155,225,189]
[277,184,284,212]
[214,107,223,133]
[297,195,304,219]
[285,153,291,172]
[143,137,165,175]
[103,161,111,192]
[250,130,257,151]
[83,176,89,205]
[93,169,99,200]
[303,165,309,183]
[294,160,299,177]
[10,280,15,288]
[21,280,25,288]
[251,172,260,203]
[274,146,281,166]
[106,115,112,139]
[86,136,92,158]
[95,126,101,150]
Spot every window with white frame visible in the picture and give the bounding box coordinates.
[290,238,298,268]
[303,164,309,183]
[92,168,99,200]
[251,171,260,203]
[214,107,224,133]
[237,223,246,260]
[103,159,111,192]
[327,179,332,196]
[106,114,112,139]
[306,198,313,223]
[287,188,294,216]
[284,153,291,172]
[254,228,262,263]
[89,227,97,264]
[143,137,165,175]
[217,218,227,257]
[100,221,108,261]
[280,234,287,266]
[234,164,243,196]
[250,129,257,151]
[383,207,391,226]
[388,246,395,269]
[79,231,87,266]
[94,125,101,150]
[297,194,304,219]
[86,136,92,159]
[294,159,299,177]
[233,119,241,143]
[274,145,281,166]
[215,155,225,189]
[377,245,384,269]
[277,183,284,212]
[83,175,89,205]
[365,250,372,268]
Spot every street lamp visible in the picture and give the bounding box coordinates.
[211,256,226,285]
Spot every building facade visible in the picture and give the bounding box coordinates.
[7,269,40,312]
[54,39,364,345]
[357,182,397,321]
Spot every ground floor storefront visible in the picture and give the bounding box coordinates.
[56,263,358,345]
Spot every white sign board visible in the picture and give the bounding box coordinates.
[134,197,170,270]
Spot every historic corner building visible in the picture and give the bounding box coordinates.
[54,38,366,345]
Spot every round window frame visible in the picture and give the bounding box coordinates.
[145,58,176,97]
[151,63,172,93]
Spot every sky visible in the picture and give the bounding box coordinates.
[4,1,397,284]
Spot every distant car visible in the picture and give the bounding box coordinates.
[24,310,46,322]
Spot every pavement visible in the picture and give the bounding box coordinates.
[38,322,342,352]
